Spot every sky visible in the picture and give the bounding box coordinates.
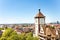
[0,0,60,24]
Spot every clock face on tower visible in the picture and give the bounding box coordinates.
[40,18,45,24]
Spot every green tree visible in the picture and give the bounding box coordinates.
[0,28,39,40]
[26,36,39,40]
[7,35,20,40]
[2,28,13,37]
[19,33,26,40]
[10,31,17,36]
[26,32,38,40]
[33,37,39,40]
[0,28,4,30]
[26,36,33,40]
[0,37,7,40]
[50,26,55,29]
[26,32,33,38]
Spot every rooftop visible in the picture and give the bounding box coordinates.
[35,9,45,18]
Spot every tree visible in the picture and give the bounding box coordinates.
[26,32,33,38]
[0,28,39,40]
[26,35,38,40]
[49,25,55,29]
[0,37,7,40]
[19,33,26,40]
[1,28,20,40]
[33,37,39,40]
[26,36,33,40]
[2,28,13,37]
[0,28,4,30]
[7,35,20,40]
[10,31,17,36]
[26,32,38,40]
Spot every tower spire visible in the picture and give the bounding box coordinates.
[39,9,40,13]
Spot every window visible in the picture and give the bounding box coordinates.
[40,18,44,24]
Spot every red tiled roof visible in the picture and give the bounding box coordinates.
[35,12,45,18]
[50,28,56,36]
[35,9,45,18]
[47,24,60,28]
[56,24,60,28]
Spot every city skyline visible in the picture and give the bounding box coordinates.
[0,0,60,24]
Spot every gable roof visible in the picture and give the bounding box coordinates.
[45,25,56,37]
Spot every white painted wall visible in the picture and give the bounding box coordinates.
[35,18,45,36]
[35,18,39,36]
[40,25,44,34]
[35,24,39,36]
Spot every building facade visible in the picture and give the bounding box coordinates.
[34,9,59,40]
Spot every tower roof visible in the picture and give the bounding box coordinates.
[35,9,45,18]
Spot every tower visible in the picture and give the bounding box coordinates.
[34,9,45,36]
